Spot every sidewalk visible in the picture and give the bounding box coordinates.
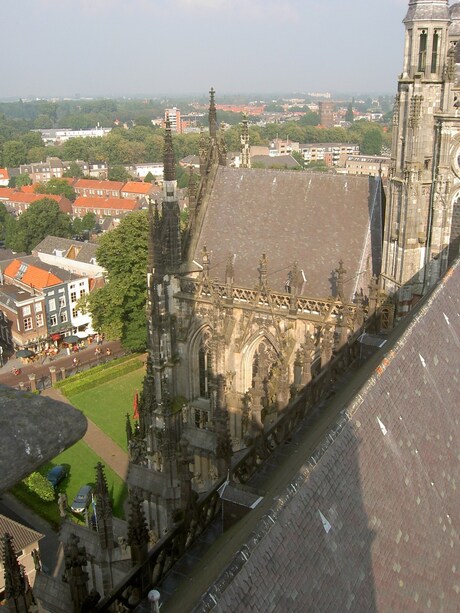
[41,387,129,481]
[0,339,124,389]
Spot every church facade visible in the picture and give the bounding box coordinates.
[381,0,460,313]
[126,0,460,538]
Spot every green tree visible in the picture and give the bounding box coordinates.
[144,171,155,184]
[6,198,72,252]
[345,103,354,123]
[84,211,148,349]
[108,165,130,182]
[23,472,55,501]
[35,178,77,201]
[361,128,383,155]
[72,212,96,236]
[2,140,27,167]
[63,161,85,179]
[298,112,320,126]
[9,172,31,188]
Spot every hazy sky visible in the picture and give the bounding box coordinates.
[3,0,414,99]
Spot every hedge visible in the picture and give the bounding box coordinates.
[56,356,144,397]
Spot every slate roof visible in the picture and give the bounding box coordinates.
[0,385,87,492]
[0,514,43,554]
[250,154,301,169]
[192,167,382,299]
[33,236,98,264]
[196,257,460,612]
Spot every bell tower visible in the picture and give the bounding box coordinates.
[381,0,460,313]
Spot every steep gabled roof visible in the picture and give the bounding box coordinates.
[191,167,382,299]
[0,515,43,555]
[194,258,460,612]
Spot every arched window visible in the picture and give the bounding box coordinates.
[431,31,439,73]
[198,343,211,399]
[418,30,427,72]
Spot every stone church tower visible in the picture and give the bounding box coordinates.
[381,0,460,312]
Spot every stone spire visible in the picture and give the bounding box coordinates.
[163,116,176,182]
[215,374,233,477]
[240,113,251,168]
[95,462,114,552]
[63,533,90,613]
[160,119,182,272]
[127,492,149,566]
[209,87,218,140]
[2,533,34,612]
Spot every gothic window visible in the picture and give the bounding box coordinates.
[431,31,439,73]
[418,30,427,72]
[198,344,211,399]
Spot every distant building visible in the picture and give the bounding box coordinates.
[269,138,300,157]
[72,196,142,219]
[4,192,72,216]
[36,125,111,145]
[319,100,335,127]
[345,155,390,178]
[19,157,88,183]
[121,181,160,201]
[164,108,182,133]
[0,169,9,187]
[300,143,360,167]
[74,179,124,198]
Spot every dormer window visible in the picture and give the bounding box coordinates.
[418,30,427,72]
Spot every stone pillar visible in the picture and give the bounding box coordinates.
[49,366,57,386]
[60,367,66,380]
[28,373,36,393]
[18,382,25,391]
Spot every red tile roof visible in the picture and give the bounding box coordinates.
[74,179,124,190]
[0,187,16,200]
[8,192,62,204]
[73,196,141,211]
[19,185,37,194]
[121,181,157,195]
[4,259,63,289]
[0,168,9,180]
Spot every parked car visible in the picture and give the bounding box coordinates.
[71,484,93,513]
[46,465,68,488]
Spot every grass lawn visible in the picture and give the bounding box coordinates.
[67,367,145,451]
[12,440,128,529]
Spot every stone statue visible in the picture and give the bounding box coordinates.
[58,492,67,518]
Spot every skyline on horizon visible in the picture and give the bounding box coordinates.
[2,0,413,100]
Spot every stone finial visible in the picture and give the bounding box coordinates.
[258,253,268,291]
[336,260,347,301]
[201,245,211,280]
[63,533,90,612]
[127,493,149,552]
[2,533,29,606]
[95,462,114,551]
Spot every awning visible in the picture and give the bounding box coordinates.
[51,333,61,341]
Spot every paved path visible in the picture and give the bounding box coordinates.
[41,387,130,480]
[0,339,124,388]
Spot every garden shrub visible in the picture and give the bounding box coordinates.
[23,472,55,502]
[56,357,144,397]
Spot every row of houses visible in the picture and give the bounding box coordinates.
[0,178,163,221]
[0,237,105,352]
[18,157,164,182]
